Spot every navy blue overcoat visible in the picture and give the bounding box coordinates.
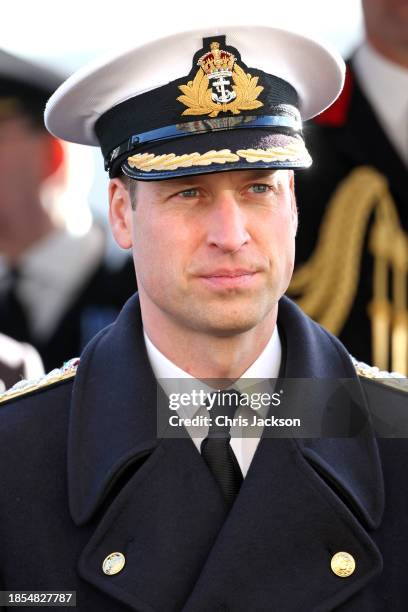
[0,294,407,611]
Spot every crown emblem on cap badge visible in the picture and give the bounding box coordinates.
[177,41,264,117]
[198,42,237,104]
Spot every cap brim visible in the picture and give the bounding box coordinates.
[120,129,311,181]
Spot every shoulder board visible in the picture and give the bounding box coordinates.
[351,356,408,393]
[0,357,80,405]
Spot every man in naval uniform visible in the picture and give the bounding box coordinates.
[291,0,408,375]
[0,26,407,611]
[0,49,135,371]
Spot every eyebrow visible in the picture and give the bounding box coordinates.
[241,169,279,180]
[153,169,279,191]
[150,178,198,194]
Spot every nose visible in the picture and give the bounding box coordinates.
[206,190,250,253]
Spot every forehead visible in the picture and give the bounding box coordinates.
[0,113,37,136]
[135,169,287,191]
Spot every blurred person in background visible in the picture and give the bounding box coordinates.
[0,332,44,392]
[0,50,135,372]
[290,0,408,374]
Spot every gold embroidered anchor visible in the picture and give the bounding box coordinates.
[177,41,264,117]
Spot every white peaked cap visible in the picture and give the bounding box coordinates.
[45,26,345,181]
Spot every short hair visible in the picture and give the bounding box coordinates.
[119,173,138,209]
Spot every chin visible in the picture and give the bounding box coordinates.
[197,307,272,337]
[211,320,260,337]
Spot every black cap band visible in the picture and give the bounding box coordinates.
[105,111,302,172]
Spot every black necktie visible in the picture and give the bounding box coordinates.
[0,267,30,341]
[200,389,243,508]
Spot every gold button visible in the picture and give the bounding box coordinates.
[331,551,356,577]
[102,552,126,575]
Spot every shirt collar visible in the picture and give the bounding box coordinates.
[144,324,282,420]
[144,325,281,382]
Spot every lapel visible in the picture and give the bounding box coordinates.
[183,298,384,611]
[69,295,230,610]
[329,62,408,214]
[69,294,384,611]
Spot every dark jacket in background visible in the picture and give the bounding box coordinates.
[292,60,407,371]
[0,256,135,372]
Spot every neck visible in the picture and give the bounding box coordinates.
[367,34,408,69]
[140,297,277,381]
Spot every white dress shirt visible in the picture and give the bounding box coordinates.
[144,327,282,477]
[353,41,408,166]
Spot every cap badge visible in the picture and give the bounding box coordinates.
[177,41,264,118]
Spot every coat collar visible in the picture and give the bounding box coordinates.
[68,293,159,525]
[277,297,384,530]
[68,293,384,529]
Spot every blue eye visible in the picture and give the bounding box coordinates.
[178,188,199,197]
[249,184,270,193]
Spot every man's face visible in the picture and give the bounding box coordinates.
[363,0,408,50]
[0,114,48,230]
[111,169,297,338]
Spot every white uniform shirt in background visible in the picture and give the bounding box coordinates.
[353,41,408,166]
[0,225,105,341]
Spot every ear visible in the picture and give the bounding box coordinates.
[109,178,133,249]
[289,170,298,237]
